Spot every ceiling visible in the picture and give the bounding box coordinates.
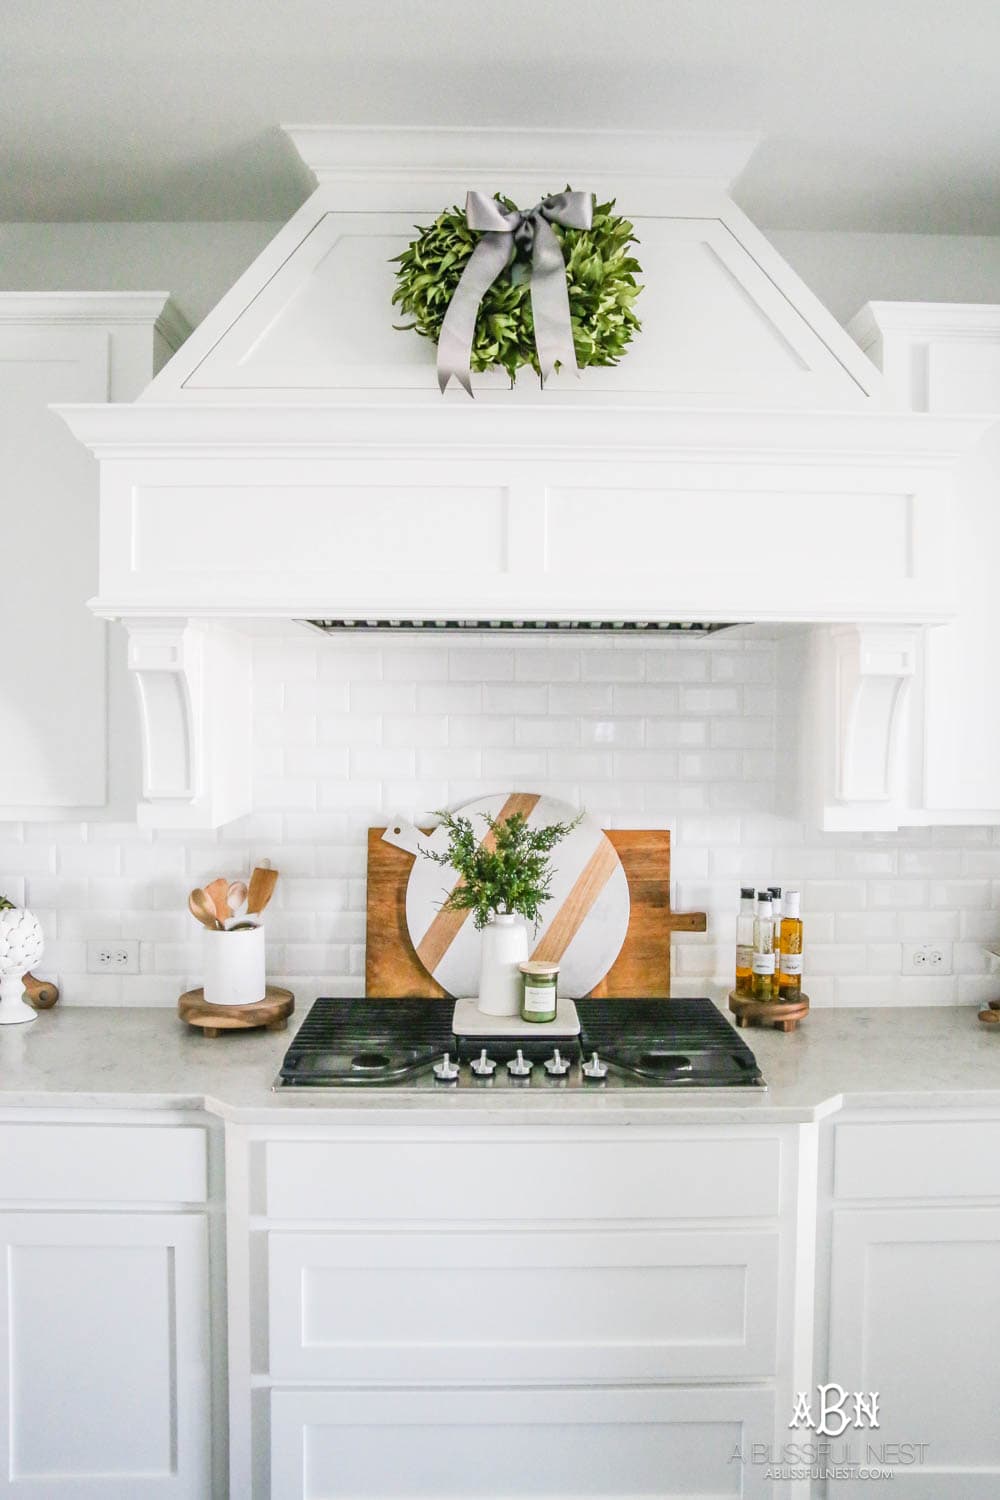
[3,0,999,232]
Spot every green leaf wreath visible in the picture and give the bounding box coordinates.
[391,192,643,382]
[422,809,581,930]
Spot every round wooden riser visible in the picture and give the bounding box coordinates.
[729,991,809,1033]
[179,986,294,1038]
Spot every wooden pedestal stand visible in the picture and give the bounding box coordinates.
[977,999,1000,1027]
[179,985,294,1038]
[729,991,809,1033]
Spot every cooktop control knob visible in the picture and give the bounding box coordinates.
[582,1051,609,1081]
[470,1048,496,1077]
[506,1049,533,1077]
[433,1052,460,1082]
[544,1048,571,1077]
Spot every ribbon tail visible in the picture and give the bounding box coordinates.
[437,232,512,396]
[529,218,579,384]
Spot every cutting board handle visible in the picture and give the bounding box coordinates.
[381,818,424,858]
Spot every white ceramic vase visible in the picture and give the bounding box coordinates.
[477,913,529,1017]
[0,908,43,1026]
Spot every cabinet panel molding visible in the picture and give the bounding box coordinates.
[267,1227,780,1382]
[270,1384,777,1500]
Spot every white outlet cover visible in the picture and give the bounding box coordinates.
[86,939,140,974]
[902,942,953,976]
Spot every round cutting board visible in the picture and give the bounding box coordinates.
[405,793,630,999]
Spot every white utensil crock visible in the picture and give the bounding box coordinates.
[477,914,529,1017]
[203,924,265,1007]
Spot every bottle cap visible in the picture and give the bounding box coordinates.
[519,961,560,977]
[740,886,755,899]
[783,890,801,917]
[769,885,782,898]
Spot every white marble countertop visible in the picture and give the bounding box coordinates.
[0,1003,996,1123]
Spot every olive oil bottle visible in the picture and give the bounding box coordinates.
[735,887,755,996]
[751,890,777,1001]
[778,889,803,1000]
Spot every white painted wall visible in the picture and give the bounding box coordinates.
[2,222,1000,331]
[0,629,996,1011]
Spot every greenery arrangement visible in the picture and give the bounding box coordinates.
[0,895,14,911]
[392,193,643,381]
[423,809,581,930]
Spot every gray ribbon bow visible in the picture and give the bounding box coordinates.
[437,190,593,396]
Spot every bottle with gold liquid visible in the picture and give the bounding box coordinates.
[778,889,803,1000]
[734,887,755,996]
[751,891,776,1001]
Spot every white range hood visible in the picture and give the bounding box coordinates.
[57,127,989,829]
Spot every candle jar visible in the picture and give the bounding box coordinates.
[519,961,559,1023]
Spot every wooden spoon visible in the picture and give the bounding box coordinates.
[246,866,279,915]
[189,888,223,931]
[227,880,248,917]
[204,876,231,923]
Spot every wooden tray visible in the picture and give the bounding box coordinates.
[729,990,810,1032]
[179,985,294,1038]
[366,827,705,999]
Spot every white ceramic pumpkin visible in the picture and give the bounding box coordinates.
[0,907,43,1025]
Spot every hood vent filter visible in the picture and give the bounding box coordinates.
[303,618,735,637]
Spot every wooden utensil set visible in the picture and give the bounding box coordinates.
[188,867,278,931]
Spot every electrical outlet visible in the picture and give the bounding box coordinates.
[86,940,140,975]
[902,942,952,976]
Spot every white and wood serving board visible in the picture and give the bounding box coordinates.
[393,793,630,1000]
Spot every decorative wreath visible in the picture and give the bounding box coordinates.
[391,192,643,383]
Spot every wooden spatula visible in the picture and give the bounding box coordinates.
[246,866,278,915]
[204,877,231,923]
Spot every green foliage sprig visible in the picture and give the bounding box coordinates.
[0,895,14,911]
[391,192,643,382]
[423,809,581,931]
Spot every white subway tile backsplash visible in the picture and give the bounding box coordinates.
[515,649,581,682]
[646,720,706,748]
[6,631,997,1008]
[383,714,448,748]
[417,683,485,715]
[448,647,513,681]
[549,684,613,715]
[350,681,416,714]
[612,685,680,716]
[451,716,515,748]
[483,684,548,714]
[680,686,741,715]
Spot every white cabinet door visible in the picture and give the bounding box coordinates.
[0,327,111,811]
[0,1212,212,1498]
[271,1385,777,1500]
[827,1206,1000,1497]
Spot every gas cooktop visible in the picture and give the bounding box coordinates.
[275,996,764,1090]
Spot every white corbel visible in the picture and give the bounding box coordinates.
[122,617,252,828]
[832,625,920,805]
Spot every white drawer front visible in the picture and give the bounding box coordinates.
[834,1120,1000,1201]
[263,1135,781,1222]
[268,1228,779,1381]
[0,1124,207,1205]
[271,1385,776,1500]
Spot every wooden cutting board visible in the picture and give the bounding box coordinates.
[366,827,705,999]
